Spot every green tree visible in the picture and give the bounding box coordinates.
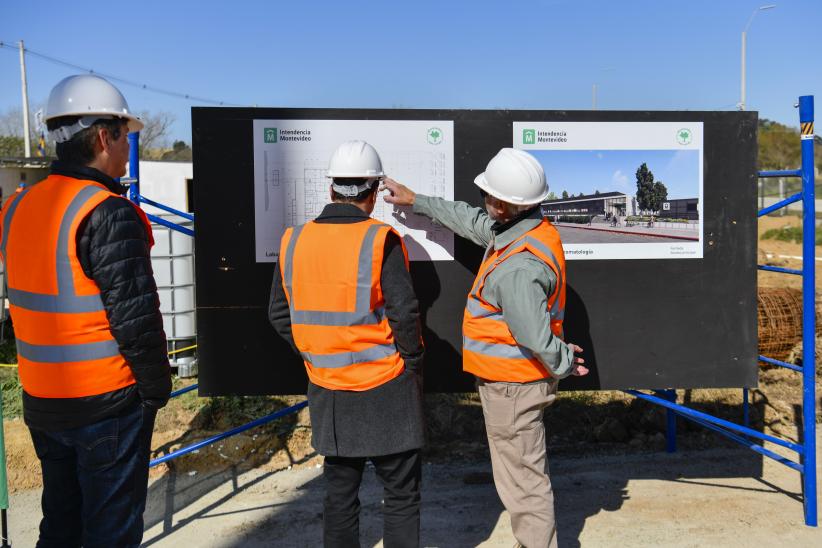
[649,181,668,213]
[758,118,822,172]
[561,190,569,199]
[635,163,669,217]
[161,140,193,162]
[545,191,557,200]
[0,136,24,157]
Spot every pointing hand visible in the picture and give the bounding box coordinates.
[380,178,416,206]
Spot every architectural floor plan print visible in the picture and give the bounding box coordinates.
[253,119,455,262]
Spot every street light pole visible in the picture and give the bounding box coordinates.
[18,40,31,158]
[740,5,776,111]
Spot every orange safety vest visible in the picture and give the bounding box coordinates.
[278,218,408,391]
[462,219,566,383]
[0,174,152,398]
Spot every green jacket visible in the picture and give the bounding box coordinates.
[413,195,575,379]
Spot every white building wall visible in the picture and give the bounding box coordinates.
[0,166,49,204]
[128,161,192,214]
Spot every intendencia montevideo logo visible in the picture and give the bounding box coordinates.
[524,128,566,144]
[264,128,278,143]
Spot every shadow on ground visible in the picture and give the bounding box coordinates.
[138,391,781,547]
[141,396,309,546]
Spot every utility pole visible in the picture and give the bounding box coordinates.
[19,40,31,158]
[592,84,597,110]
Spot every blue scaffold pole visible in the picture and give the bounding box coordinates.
[128,132,140,205]
[798,95,816,527]
[654,389,677,453]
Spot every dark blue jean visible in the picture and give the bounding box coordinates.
[29,403,156,548]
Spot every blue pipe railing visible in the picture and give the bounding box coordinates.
[139,195,195,221]
[147,213,194,237]
[170,384,199,398]
[758,192,802,217]
[758,355,804,372]
[626,390,804,453]
[149,401,308,467]
[757,265,803,276]
[758,169,802,178]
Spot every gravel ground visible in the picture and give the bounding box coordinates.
[7,431,822,547]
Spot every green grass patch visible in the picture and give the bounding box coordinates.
[0,332,21,419]
[760,226,822,245]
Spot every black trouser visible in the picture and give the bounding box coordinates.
[323,448,422,548]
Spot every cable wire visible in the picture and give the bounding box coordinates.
[0,41,242,107]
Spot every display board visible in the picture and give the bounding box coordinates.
[192,107,758,396]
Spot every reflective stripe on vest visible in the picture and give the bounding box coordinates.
[279,220,406,391]
[462,221,566,382]
[301,342,398,369]
[462,337,535,360]
[0,176,140,397]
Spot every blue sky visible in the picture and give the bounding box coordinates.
[2,1,820,144]
[530,149,700,199]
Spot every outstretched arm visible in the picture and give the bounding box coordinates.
[381,178,494,248]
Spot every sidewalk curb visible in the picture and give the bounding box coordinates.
[558,224,700,242]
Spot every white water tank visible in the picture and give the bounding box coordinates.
[150,215,196,343]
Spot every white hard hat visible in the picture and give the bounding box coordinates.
[326,140,385,179]
[45,74,144,143]
[474,148,549,205]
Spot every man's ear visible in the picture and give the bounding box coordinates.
[97,126,112,154]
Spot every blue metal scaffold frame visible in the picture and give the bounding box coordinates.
[624,95,817,526]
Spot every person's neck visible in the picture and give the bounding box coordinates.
[332,200,371,215]
[86,157,118,179]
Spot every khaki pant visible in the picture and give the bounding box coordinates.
[477,378,559,548]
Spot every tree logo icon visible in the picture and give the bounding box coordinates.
[676,128,692,145]
[427,127,443,145]
[523,129,536,144]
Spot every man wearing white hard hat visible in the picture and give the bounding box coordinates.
[0,74,170,546]
[269,140,425,547]
[382,148,588,548]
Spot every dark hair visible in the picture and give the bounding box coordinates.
[47,116,126,165]
[331,178,378,203]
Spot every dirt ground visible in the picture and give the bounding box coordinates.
[2,213,821,545]
[757,214,822,290]
[7,430,822,547]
